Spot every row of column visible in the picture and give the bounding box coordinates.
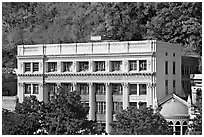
[88,82,129,134]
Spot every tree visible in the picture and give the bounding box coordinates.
[110,106,173,135]
[188,88,202,135]
[145,2,202,56]
[2,88,97,135]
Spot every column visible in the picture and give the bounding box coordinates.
[105,83,112,134]
[43,84,49,103]
[72,82,77,92]
[147,83,153,107]
[57,62,61,73]
[17,82,24,103]
[89,61,94,72]
[105,61,110,72]
[123,83,129,110]
[123,60,129,72]
[89,83,96,120]
[38,83,44,102]
[73,61,77,72]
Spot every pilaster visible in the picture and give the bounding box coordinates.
[17,82,24,103]
[89,83,96,120]
[105,83,112,134]
[123,83,129,109]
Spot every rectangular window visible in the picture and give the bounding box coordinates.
[139,102,147,108]
[25,84,31,94]
[33,63,39,72]
[112,84,123,95]
[62,83,72,92]
[62,62,73,72]
[79,83,89,95]
[139,84,147,95]
[165,61,168,74]
[113,102,123,112]
[129,84,137,95]
[95,83,106,95]
[139,60,147,71]
[173,62,176,74]
[112,61,122,71]
[130,102,137,107]
[96,102,106,114]
[25,63,31,72]
[48,62,57,72]
[129,60,137,71]
[79,62,89,72]
[95,61,105,71]
[173,80,176,93]
[82,102,89,109]
[165,80,168,95]
[33,84,39,94]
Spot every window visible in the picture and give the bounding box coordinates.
[33,84,39,94]
[79,62,89,72]
[25,84,31,94]
[139,84,147,95]
[95,61,105,71]
[165,52,168,56]
[62,62,73,72]
[112,84,123,95]
[169,121,174,134]
[48,62,57,72]
[139,102,147,108]
[175,121,181,135]
[173,62,176,74]
[95,83,106,95]
[165,61,168,74]
[62,83,72,92]
[139,60,147,71]
[82,102,89,109]
[182,121,188,135]
[129,84,137,95]
[130,102,137,107]
[165,80,168,95]
[79,83,89,95]
[112,61,122,71]
[25,63,31,72]
[129,60,137,71]
[96,102,106,114]
[173,53,175,57]
[113,102,123,113]
[33,63,39,72]
[173,80,176,93]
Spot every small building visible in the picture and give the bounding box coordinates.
[190,74,202,104]
[159,93,190,135]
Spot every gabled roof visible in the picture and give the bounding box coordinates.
[158,93,188,106]
[158,93,189,117]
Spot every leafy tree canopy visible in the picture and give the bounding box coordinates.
[2,88,97,135]
[110,106,173,135]
[2,2,202,68]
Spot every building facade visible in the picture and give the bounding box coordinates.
[17,40,182,133]
[181,56,199,97]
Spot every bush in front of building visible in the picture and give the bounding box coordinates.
[110,106,173,135]
[2,88,97,135]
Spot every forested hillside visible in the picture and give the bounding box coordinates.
[2,2,202,68]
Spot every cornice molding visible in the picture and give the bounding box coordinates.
[18,72,155,77]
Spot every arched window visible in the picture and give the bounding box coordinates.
[169,121,174,135]
[175,121,181,135]
[182,121,188,135]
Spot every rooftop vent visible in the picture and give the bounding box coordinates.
[90,35,117,42]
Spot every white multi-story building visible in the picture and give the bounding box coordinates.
[17,39,182,133]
